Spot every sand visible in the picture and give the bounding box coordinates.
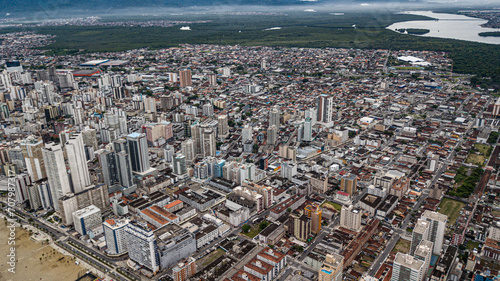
[0,222,85,281]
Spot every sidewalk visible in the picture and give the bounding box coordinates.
[50,240,115,281]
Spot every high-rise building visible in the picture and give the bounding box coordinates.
[193,162,209,180]
[42,143,71,212]
[66,133,91,193]
[305,205,322,234]
[103,219,129,255]
[58,184,109,225]
[82,128,99,150]
[214,159,225,178]
[179,70,192,87]
[222,66,231,77]
[208,73,217,86]
[411,219,430,255]
[172,257,196,281]
[12,174,31,204]
[421,210,447,255]
[303,117,313,141]
[72,205,101,236]
[288,212,311,242]
[340,173,357,196]
[317,94,333,124]
[169,72,178,83]
[125,221,160,274]
[267,125,278,145]
[173,154,187,176]
[318,253,344,281]
[27,184,42,210]
[127,133,150,173]
[239,163,256,183]
[281,162,297,179]
[164,144,175,163]
[99,149,118,187]
[202,129,216,157]
[305,108,317,126]
[242,125,253,142]
[202,103,214,117]
[116,151,134,187]
[190,123,203,155]
[34,181,53,210]
[217,115,229,136]
[340,205,362,232]
[269,106,280,127]
[20,136,47,181]
[413,240,433,278]
[392,253,425,281]
[144,97,157,113]
[493,97,500,117]
[181,139,195,162]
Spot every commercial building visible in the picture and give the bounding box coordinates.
[72,205,102,236]
[256,222,285,245]
[157,224,197,270]
[125,221,161,274]
[103,219,129,255]
[127,133,150,173]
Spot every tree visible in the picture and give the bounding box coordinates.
[287,208,292,213]
[259,221,269,230]
[253,144,260,153]
[242,224,251,233]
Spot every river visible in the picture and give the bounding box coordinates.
[387,11,500,45]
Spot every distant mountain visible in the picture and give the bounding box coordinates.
[1,0,413,15]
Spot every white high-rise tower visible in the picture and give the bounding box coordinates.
[42,143,71,211]
[66,133,91,193]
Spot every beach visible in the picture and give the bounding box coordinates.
[0,222,85,281]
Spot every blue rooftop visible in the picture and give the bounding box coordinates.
[128,132,142,138]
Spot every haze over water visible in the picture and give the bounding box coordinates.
[387,11,500,45]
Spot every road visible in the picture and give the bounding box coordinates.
[367,233,400,276]
[3,206,134,281]
[368,93,479,276]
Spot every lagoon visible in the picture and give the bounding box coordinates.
[387,11,500,45]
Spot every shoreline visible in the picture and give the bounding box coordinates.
[0,221,85,281]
